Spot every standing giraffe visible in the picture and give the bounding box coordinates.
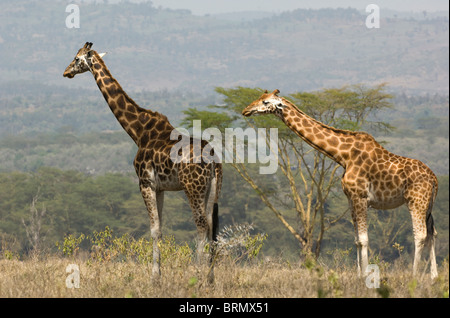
[242,89,438,279]
[63,42,222,283]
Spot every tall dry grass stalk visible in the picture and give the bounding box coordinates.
[0,255,448,298]
[1,227,447,298]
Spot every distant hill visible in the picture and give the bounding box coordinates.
[0,1,448,94]
[0,1,448,177]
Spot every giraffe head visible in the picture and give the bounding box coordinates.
[242,89,287,117]
[63,42,106,78]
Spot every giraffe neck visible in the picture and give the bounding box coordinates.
[90,51,169,145]
[279,100,354,168]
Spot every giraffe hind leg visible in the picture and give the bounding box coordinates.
[408,185,438,279]
[185,189,210,264]
[184,181,219,284]
[410,211,432,278]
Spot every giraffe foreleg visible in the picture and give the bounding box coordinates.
[140,182,162,280]
[348,196,369,276]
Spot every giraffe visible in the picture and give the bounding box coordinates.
[63,42,222,283]
[242,89,439,279]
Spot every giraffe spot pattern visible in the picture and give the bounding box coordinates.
[243,90,439,278]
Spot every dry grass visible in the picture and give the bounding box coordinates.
[0,255,448,298]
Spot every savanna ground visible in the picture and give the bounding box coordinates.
[0,228,448,298]
[0,256,448,298]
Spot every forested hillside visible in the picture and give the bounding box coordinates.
[1,83,447,175]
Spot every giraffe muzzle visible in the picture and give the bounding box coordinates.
[63,71,74,78]
[242,109,254,117]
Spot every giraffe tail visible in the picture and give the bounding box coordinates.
[212,203,219,242]
[212,162,222,243]
[425,179,438,246]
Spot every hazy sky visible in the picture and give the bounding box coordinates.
[149,0,449,15]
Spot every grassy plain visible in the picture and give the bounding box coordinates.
[0,255,448,298]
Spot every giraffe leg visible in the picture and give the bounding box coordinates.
[140,182,162,280]
[413,235,438,279]
[412,226,426,278]
[349,196,369,276]
[411,217,439,279]
[412,228,438,279]
[190,195,209,264]
[408,202,431,278]
[185,187,214,282]
[407,186,438,279]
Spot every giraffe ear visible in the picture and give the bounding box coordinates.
[98,52,107,58]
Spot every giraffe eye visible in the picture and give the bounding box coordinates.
[263,100,269,105]
[75,57,79,62]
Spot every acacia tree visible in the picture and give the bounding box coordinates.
[181,84,393,258]
[21,190,47,255]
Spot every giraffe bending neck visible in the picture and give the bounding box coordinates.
[90,51,155,144]
[278,98,358,168]
[243,89,439,279]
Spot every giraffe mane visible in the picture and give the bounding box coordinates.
[280,97,373,138]
[91,51,173,127]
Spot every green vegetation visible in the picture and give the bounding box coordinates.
[1,225,448,298]
[182,85,396,257]
[0,2,448,296]
[0,86,448,267]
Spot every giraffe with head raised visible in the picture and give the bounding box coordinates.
[63,42,222,283]
[242,89,438,279]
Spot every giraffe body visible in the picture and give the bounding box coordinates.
[64,43,222,282]
[243,89,438,279]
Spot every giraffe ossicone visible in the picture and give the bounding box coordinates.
[243,89,439,279]
[64,42,222,283]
